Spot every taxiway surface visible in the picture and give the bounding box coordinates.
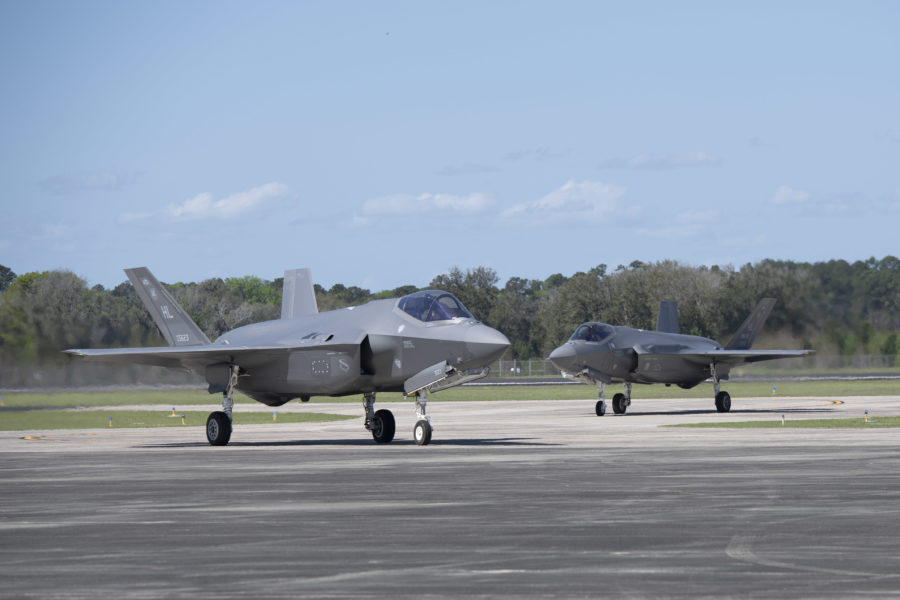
[2,394,900,598]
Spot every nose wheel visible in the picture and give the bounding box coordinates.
[414,420,432,445]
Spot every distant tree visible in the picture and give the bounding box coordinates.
[0,265,14,292]
[430,266,500,322]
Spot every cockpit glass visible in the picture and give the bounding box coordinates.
[398,290,473,322]
[570,323,613,342]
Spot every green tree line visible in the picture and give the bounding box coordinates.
[1,257,898,387]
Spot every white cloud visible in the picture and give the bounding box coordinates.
[598,151,721,170]
[362,192,495,217]
[164,182,289,221]
[499,180,630,226]
[769,185,811,205]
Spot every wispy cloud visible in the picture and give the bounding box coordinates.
[504,147,569,162]
[769,185,811,205]
[37,223,72,240]
[163,182,289,221]
[499,180,631,226]
[636,209,720,240]
[117,212,154,224]
[40,170,140,195]
[598,151,721,170]
[435,163,501,176]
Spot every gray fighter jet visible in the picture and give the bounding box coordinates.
[547,298,811,415]
[66,267,510,445]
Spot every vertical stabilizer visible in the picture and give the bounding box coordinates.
[281,268,318,319]
[656,301,679,334]
[125,267,211,347]
[725,298,776,350]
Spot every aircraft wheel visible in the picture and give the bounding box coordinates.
[612,393,628,414]
[371,409,395,444]
[414,419,432,446]
[715,391,731,413]
[595,400,606,416]
[206,411,232,446]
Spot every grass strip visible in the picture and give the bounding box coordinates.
[0,378,897,410]
[0,410,355,431]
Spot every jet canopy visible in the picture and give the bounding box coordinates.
[398,290,473,322]
[570,322,614,343]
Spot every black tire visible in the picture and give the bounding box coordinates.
[414,420,432,446]
[206,411,232,446]
[595,399,606,416]
[612,393,628,415]
[371,409,395,444]
[715,391,732,413]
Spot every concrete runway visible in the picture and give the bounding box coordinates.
[2,394,900,598]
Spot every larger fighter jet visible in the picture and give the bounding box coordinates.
[548,298,811,416]
[66,267,510,446]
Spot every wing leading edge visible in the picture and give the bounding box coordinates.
[635,348,812,368]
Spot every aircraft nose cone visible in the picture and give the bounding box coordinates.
[466,325,511,364]
[548,343,578,372]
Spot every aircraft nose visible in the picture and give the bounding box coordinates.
[466,324,511,364]
[548,343,579,372]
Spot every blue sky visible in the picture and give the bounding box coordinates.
[2,1,898,291]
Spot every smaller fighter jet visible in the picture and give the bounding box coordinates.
[548,298,812,415]
[66,267,510,445]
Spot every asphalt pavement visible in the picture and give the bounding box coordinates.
[2,394,900,599]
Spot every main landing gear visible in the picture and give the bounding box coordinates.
[596,383,632,416]
[363,392,395,444]
[363,391,433,445]
[710,362,731,413]
[206,365,239,446]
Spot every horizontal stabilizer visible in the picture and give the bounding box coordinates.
[656,301,679,334]
[125,267,210,347]
[281,268,318,319]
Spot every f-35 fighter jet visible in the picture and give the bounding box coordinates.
[66,267,510,445]
[548,298,811,416]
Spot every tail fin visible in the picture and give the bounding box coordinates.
[725,298,776,350]
[656,301,679,333]
[125,267,211,346]
[281,268,318,319]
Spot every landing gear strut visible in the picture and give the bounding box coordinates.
[595,384,606,416]
[363,392,395,444]
[710,362,731,413]
[597,383,632,416]
[413,391,432,446]
[206,365,238,446]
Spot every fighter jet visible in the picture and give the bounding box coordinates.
[66,267,510,445]
[547,298,811,415]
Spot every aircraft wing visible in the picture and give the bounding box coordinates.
[635,348,812,367]
[65,341,363,372]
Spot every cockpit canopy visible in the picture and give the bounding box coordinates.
[570,322,614,343]
[398,290,474,322]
